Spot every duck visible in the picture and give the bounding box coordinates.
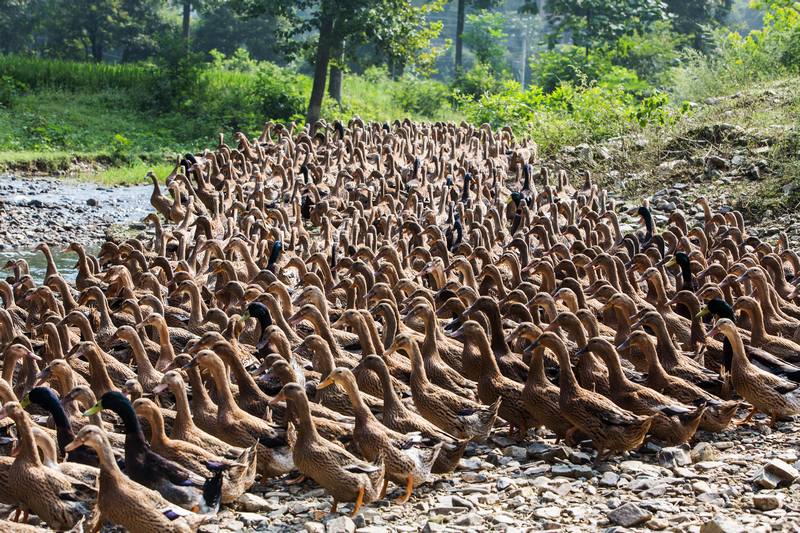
[318,367,441,503]
[707,319,800,427]
[0,401,94,530]
[354,354,467,473]
[84,390,223,513]
[578,337,705,445]
[66,425,205,533]
[270,383,384,516]
[186,350,293,478]
[618,332,739,432]
[133,397,257,504]
[385,334,499,440]
[533,332,654,462]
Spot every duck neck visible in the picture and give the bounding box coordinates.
[339,375,371,421]
[526,345,550,386]
[13,412,41,465]
[113,400,147,446]
[142,407,169,446]
[86,347,116,396]
[552,340,579,395]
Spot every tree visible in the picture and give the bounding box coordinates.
[663,0,733,48]
[35,0,165,62]
[544,0,668,55]
[230,0,443,126]
[462,10,509,74]
[454,0,503,74]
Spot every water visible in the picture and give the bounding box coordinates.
[0,175,152,283]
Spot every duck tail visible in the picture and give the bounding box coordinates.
[367,454,386,501]
[201,468,224,514]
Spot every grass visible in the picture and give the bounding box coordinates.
[0,56,464,183]
[600,76,800,217]
[79,161,175,186]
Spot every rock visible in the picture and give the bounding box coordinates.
[236,492,275,512]
[326,516,356,533]
[599,471,619,487]
[550,463,593,479]
[658,447,691,468]
[459,457,482,470]
[608,503,652,527]
[496,477,514,491]
[752,493,783,511]
[690,442,718,463]
[527,442,569,462]
[534,506,562,519]
[763,458,799,486]
[705,155,729,170]
[86,198,99,206]
[503,445,527,461]
[700,515,744,533]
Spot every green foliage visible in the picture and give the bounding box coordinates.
[462,10,509,74]
[392,76,452,116]
[456,78,677,152]
[452,61,506,100]
[671,1,800,100]
[613,21,688,86]
[545,0,668,50]
[0,75,27,108]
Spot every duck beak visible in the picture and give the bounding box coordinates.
[20,395,30,409]
[152,383,168,395]
[35,367,52,386]
[64,437,83,453]
[448,326,465,341]
[617,338,632,351]
[736,274,748,283]
[706,325,721,339]
[239,312,250,323]
[630,318,645,330]
[83,400,103,417]
[575,346,588,358]
[664,257,677,268]
[696,306,710,319]
[269,391,287,406]
[182,357,199,370]
[543,322,559,334]
[25,349,41,362]
[316,376,336,390]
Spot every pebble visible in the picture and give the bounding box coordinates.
[700,515,744,533]
[752,493,783,511]
[608,503,652,527]
[326,515,356,533]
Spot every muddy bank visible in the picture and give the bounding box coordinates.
[0,174,151,280]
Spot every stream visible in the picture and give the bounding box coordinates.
[0,174,152,282]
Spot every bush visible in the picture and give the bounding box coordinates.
[671,2,800,101]
[530,46,616,93]
[613,21,687,87]
[0,75,27,108]
[452,62,506,100]
[392,76,451,117]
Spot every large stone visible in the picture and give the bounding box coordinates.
[608,503,652,527]
[527,442,569,462]
[237,493,276,513]
[752,493,783,511]
[658,447,691,468]
[699,515,744,533]
[764,458,799,486]
[550,463,593,479]
[326,516,356,533]
[599,471,620,487]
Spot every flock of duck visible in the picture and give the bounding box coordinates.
[1,119,800,532]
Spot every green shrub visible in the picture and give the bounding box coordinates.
[452,62,506,100]
[392,76,451,117]
[613,21,687,87]
[0,75,27,108]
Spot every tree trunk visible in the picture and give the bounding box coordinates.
[182,1,191,44]
[328,34,344,107]
[306,10,335,128]
[455,0,466,75]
